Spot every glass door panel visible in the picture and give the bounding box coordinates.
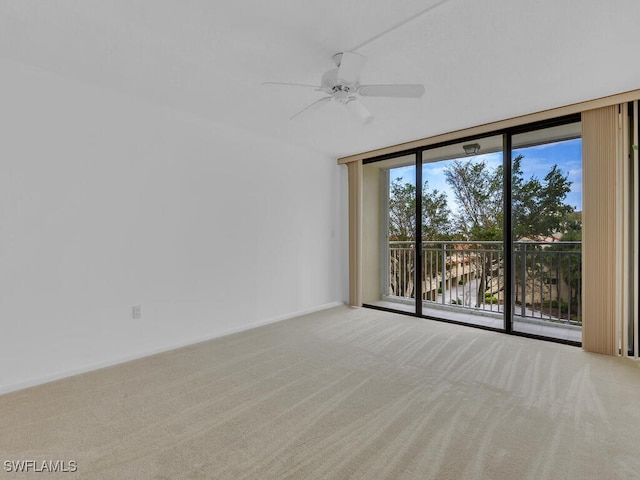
[511,122,582,343]
[421,134,505,329]
[363,154,417,313]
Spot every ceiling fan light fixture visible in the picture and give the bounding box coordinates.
[463,143,481,156]
[345,97,373,124]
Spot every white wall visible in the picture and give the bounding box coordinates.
[0,60,347,393]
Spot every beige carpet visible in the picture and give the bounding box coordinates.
[2,306,640,479]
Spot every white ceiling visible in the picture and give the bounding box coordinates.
[1,0,639,159]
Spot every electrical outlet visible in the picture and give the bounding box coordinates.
[132,305,142,319]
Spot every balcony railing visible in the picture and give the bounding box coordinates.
[388,240,582,325]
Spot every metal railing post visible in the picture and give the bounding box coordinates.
[521,243,526,318]
[386,240,581,327]
[441,242,446,304]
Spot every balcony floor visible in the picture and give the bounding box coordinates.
[366,299,582,344]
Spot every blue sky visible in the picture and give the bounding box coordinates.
[514,138,582,211]
[391,138,582,213]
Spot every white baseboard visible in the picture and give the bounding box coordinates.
[0,301,345,396]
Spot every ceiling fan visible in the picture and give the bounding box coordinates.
[264,52,425,124]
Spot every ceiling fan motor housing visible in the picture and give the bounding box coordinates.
[321,68,357,95]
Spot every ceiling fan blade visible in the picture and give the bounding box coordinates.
[358,84,425,98]
[262,81,320,89]
[344,97,373,124]
[337,52,367,85]
[290,96,332,120]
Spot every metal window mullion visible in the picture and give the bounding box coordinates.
[504,132,513,333]
[382,170,391,299]
[415,150,423,315]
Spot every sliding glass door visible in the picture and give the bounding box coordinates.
[420,134,505,328]
[511,121,582,342]
[361,116,584,345]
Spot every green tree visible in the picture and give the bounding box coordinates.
[443,159,503,240]
[388,178,451,241]
[512,157,576,316]
[443,155,574,306]
[388,178,451,298]
[443,155,573,241]
[443,159,503,305]
[511,156,574,241]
